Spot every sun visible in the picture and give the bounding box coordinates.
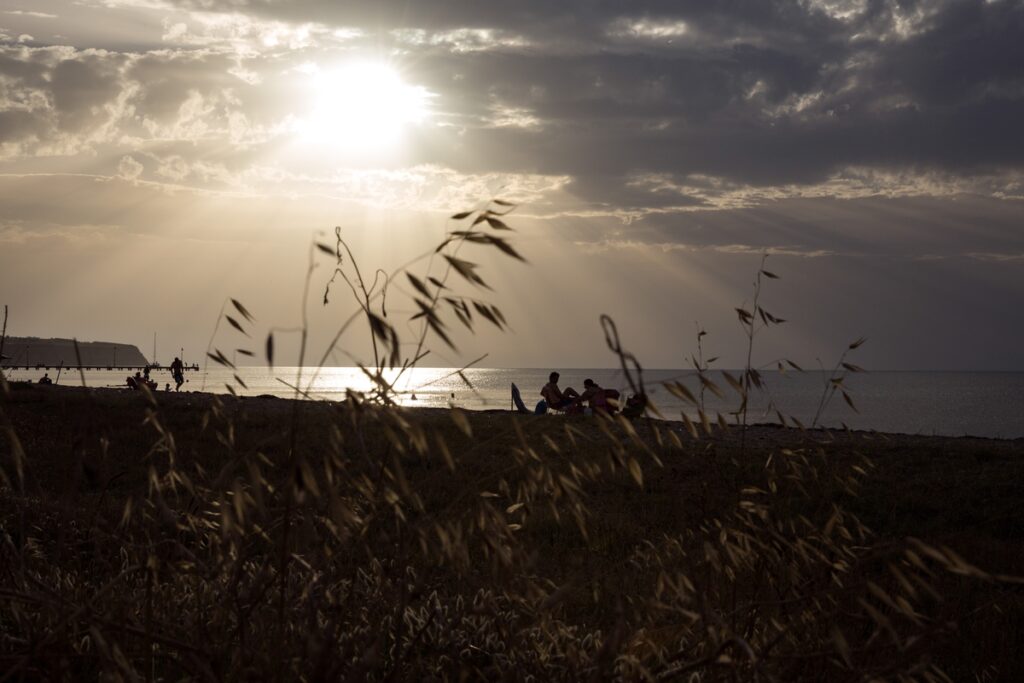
[298,62,431,151]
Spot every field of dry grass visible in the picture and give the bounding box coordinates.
[2,382,1023,680]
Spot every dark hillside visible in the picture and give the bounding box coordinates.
[0,337,148,367]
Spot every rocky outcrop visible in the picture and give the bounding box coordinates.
[0,337,148,367]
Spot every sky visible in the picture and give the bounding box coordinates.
[0,0,1022,371]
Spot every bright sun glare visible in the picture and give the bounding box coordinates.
[300,62,431,151]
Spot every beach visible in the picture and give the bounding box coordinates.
[2,382,1022,679]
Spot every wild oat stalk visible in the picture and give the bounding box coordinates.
[811,338,867,429]
[692,323,716,415]
[734,254,785,452]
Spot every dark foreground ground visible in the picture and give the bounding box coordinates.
[2,383,1023,680]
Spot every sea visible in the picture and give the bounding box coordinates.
[4,366,1022,439]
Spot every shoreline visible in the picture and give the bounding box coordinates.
[4,380,1022,444]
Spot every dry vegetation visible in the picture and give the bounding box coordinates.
[2,204,1022,681]
[2,386,1022,681]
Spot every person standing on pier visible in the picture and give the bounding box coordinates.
[170,356,185,391]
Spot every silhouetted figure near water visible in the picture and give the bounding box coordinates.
[170,357,184,391]
[38,373,52,385]
[127,371,156,391]
[580,378,619,416]
[622,392,648,419]
[539,372,581,413]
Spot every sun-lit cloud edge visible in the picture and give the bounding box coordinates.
[525,169,1024,226]
[574,239,839,258]
[573,239,1024,265]
[0,214,133,246]
[627,169,1024,205]
[4,10,58,20]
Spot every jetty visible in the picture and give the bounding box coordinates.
[1,363,200,372]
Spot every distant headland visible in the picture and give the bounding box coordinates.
[0,337,148,367]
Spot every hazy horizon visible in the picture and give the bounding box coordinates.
[1,0,1022,372]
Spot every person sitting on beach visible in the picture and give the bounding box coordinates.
[541,372,581,412]
[38,373,53,385]
[580,378,619,415]
[126,374,138,389]
[126,371,155,391]
[622,392,648,419]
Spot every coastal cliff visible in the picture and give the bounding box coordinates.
[0,336,148,367]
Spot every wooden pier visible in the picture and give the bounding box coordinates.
[1,364,200,372]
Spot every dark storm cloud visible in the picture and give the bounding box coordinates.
[170,0,843,43]
[371,0,1024,206]
[577,194,1024,259]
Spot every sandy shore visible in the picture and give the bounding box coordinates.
[5,380,1020,448]
[4,381,1022,543]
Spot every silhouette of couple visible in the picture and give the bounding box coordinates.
[539,372,617,415]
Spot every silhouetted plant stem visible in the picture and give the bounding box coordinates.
[201,301,227,392]
[0,304,7,385]
[389,231,473,393]
[305,238,449,398]
[695,324,709,415]
[811,339,866,428]
[739,256,767,454]
[279,242,316,654]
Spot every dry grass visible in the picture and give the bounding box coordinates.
[2,206,1023,681]
[1,384,1022,681]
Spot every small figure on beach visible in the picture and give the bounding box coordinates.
[127,371,156,391]
[170,357,185,391]
[622,392,648,419]
[143,366,151,381]
[38,373,52,385]
[580,378,619,416]
[540,372,580,412]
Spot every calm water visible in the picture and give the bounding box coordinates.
[5,366,1023,439]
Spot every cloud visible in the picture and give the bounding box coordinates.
[3,1,1021,199]
[117,154,143,179]
[0,219,119,245]
[392,27,531,53]
[967,251,1024,263]
[573,239,837,259]
[0,0,1020,256]
[0,43,293,160]
[606,18,690,42]
[4,11,58,20]
[573,193,1024,263]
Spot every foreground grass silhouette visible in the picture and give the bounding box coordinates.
[1,383,1022,680]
